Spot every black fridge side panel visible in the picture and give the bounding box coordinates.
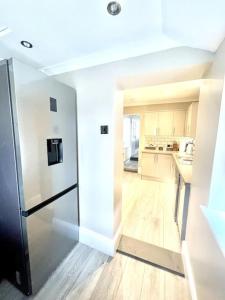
[0,60,32,295]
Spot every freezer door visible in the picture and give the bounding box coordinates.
[0,60,32,295]
[8,59,78,211]
[24,188,79,294]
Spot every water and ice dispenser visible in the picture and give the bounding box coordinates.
[47,138,63,166]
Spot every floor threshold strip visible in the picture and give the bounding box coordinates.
[117,235,185,277]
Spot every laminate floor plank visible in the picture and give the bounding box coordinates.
[35,244,96,300]
[140,263,165,300]
[122,172,181,253]
[90,252,128,300]
[0,280,27,300]
[164,271,191,300]
[114,255,145,300]
[0,243,190,300]
[66,252,107,300]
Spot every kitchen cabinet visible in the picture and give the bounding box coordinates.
[141,153,156,177]
[172,110,186,136]
[177,178,185,237]
[186,102,198,137]
[158,111,173,136]
[141,152,175,180]
[186,106,192,136]
[174,174,191,240]
[144,112,157,136]
[157,154,174,178]
[144,110,186,137]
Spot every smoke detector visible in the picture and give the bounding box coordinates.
[107,2,121,16]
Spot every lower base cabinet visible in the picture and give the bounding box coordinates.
[141,153,156,177]
[175,175,191,240]
[141,153,175,180]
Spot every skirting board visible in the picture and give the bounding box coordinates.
[182,241,198,300]
[79,225,122,257]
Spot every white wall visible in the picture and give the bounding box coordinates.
[185,39,225,300]
[113,91,123,238]
[55,47,213,256]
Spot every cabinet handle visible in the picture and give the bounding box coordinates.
[173,127,175,136]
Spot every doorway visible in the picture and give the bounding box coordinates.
[123,115,140,172]
[118,84,199,276]
[121,109,181,254]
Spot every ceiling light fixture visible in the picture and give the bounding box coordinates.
[107,1,121,16]
[21,40,33,48]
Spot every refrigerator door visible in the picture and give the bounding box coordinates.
[8,59,78,211]
[0,60,32,294]
[24,188,79,294]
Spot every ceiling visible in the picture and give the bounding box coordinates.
[0,0,224,75]
[124,80,201,107]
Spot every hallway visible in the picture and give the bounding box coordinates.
[122,172,181,253]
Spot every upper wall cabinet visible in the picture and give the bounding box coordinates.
[144,112,158,135]
[158,111,173,136]
[185,102,199,138]
[144,110,186,137]
[173,110,186,136]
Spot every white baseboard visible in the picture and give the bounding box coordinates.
[182,241,198,300]
[79,224,122,257]
[114,223,123,253]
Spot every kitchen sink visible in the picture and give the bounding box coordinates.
[179,159,193,165]
[176,154,193,165]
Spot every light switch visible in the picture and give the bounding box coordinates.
[101,125,108,134]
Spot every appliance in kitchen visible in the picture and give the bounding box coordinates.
[0,59,79,295]
[179,137,194,155]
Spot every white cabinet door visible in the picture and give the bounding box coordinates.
[191,102,198,137]
[144,112,157,136]
[177,179,185,237]
[157,154,173,179]
[158,111,173,136]
[185,104,192,137]
[141,153,156,177]
[173,110,186,136]
[185,103,199,137]
[141,153,175,180]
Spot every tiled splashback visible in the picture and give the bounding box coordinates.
[144,135,186,147]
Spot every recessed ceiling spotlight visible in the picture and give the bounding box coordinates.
[107,1,121,16]
[21,40,33,48]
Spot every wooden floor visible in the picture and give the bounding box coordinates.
[122,172,181,253]
[0,243,190,300]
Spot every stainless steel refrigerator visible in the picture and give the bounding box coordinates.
[0,58,79,295]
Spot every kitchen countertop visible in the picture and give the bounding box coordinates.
[142,149,177,155]
[172,153,192,184]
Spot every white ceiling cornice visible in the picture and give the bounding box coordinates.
[40,34,181,76]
